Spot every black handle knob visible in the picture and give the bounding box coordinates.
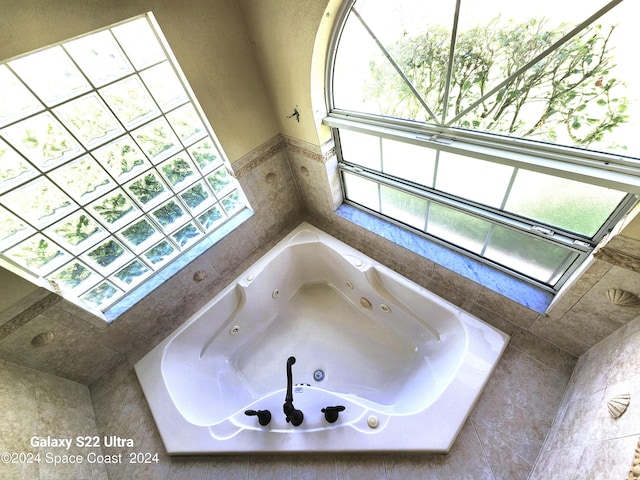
[321,405,345,423]
[244,409,272,426]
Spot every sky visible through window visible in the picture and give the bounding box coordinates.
[0,14,247,312]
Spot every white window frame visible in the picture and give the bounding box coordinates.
[324,0,639,292]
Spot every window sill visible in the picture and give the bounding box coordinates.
[336,204,553,313]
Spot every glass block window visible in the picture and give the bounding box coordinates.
[327,0,639,292]
[0,14,248,312]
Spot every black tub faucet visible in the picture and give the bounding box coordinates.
[283,356,304,426]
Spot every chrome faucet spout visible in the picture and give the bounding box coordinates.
[283,356,304,426]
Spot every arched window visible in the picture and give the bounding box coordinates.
[326,0,639,292]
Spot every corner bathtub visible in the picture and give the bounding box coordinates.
[135,222,509,454]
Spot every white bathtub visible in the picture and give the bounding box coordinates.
[135,222,509,454]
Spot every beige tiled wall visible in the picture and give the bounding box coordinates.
[0,359,106,480]
[531,259,640,356]
[530,315,640,479]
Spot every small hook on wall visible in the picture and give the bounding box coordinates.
[287,105,300,123]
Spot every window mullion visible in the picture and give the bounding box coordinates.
[548,249,583,287]
[423,200,430,233]
[440,0,462,124]
[339,161,589,252]
[444,0,625,126]
[350,8,440,125]
[479,224,495,257]
[499,167,519,210]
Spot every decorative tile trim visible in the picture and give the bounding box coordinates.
[281,134,336,164]
[284,142,336,164]
[606,234,640,259]
[230,135,285,179]
[232,143,284,178]
[229,134,336,179]
[594,246,640,274]
[0,291,61,341]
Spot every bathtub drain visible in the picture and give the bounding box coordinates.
[313,369,325,382]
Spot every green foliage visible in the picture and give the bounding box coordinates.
[92,193,133,223]
[121,219,155,246]
[181,183,209,209]
[88,240,124,267]
[144,240,174,264]
[115,261,148,284]
[207,168,232,193]
[102,143,145,177]
[82,282,117,306]
[367,17,629,148]
[103,86,155,124]
[153,201,184,227]
[129,173,165,204]
[61,160,111,197]
[190,141,218,170]
[28,238,62,268]
[23,122,72,160]
[63,100,117,143]
[169,109,203,141]
[172,224,199,246]
[0,145,30,183]
[19,182,71,220]
[198,206,223,229]
[53,262,92,288]
[162,157,194,186]
[55,214,100,246]
[221,190,242,213]
[135,124,174,158]
[0,215,26,240]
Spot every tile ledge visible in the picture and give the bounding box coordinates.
[336,204,553,314]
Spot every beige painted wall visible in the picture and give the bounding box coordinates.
[0,267,38,312]
[0,0,278,162]
[620,203,640,239]
[238,0,340,146]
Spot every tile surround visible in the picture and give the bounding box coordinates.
[0,359,106,480]
[3,132,640,478]
[530,315,640,479]
[0,290,61,341]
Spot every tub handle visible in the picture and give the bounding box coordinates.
[321,405,346,423]
[244,409,272,426]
